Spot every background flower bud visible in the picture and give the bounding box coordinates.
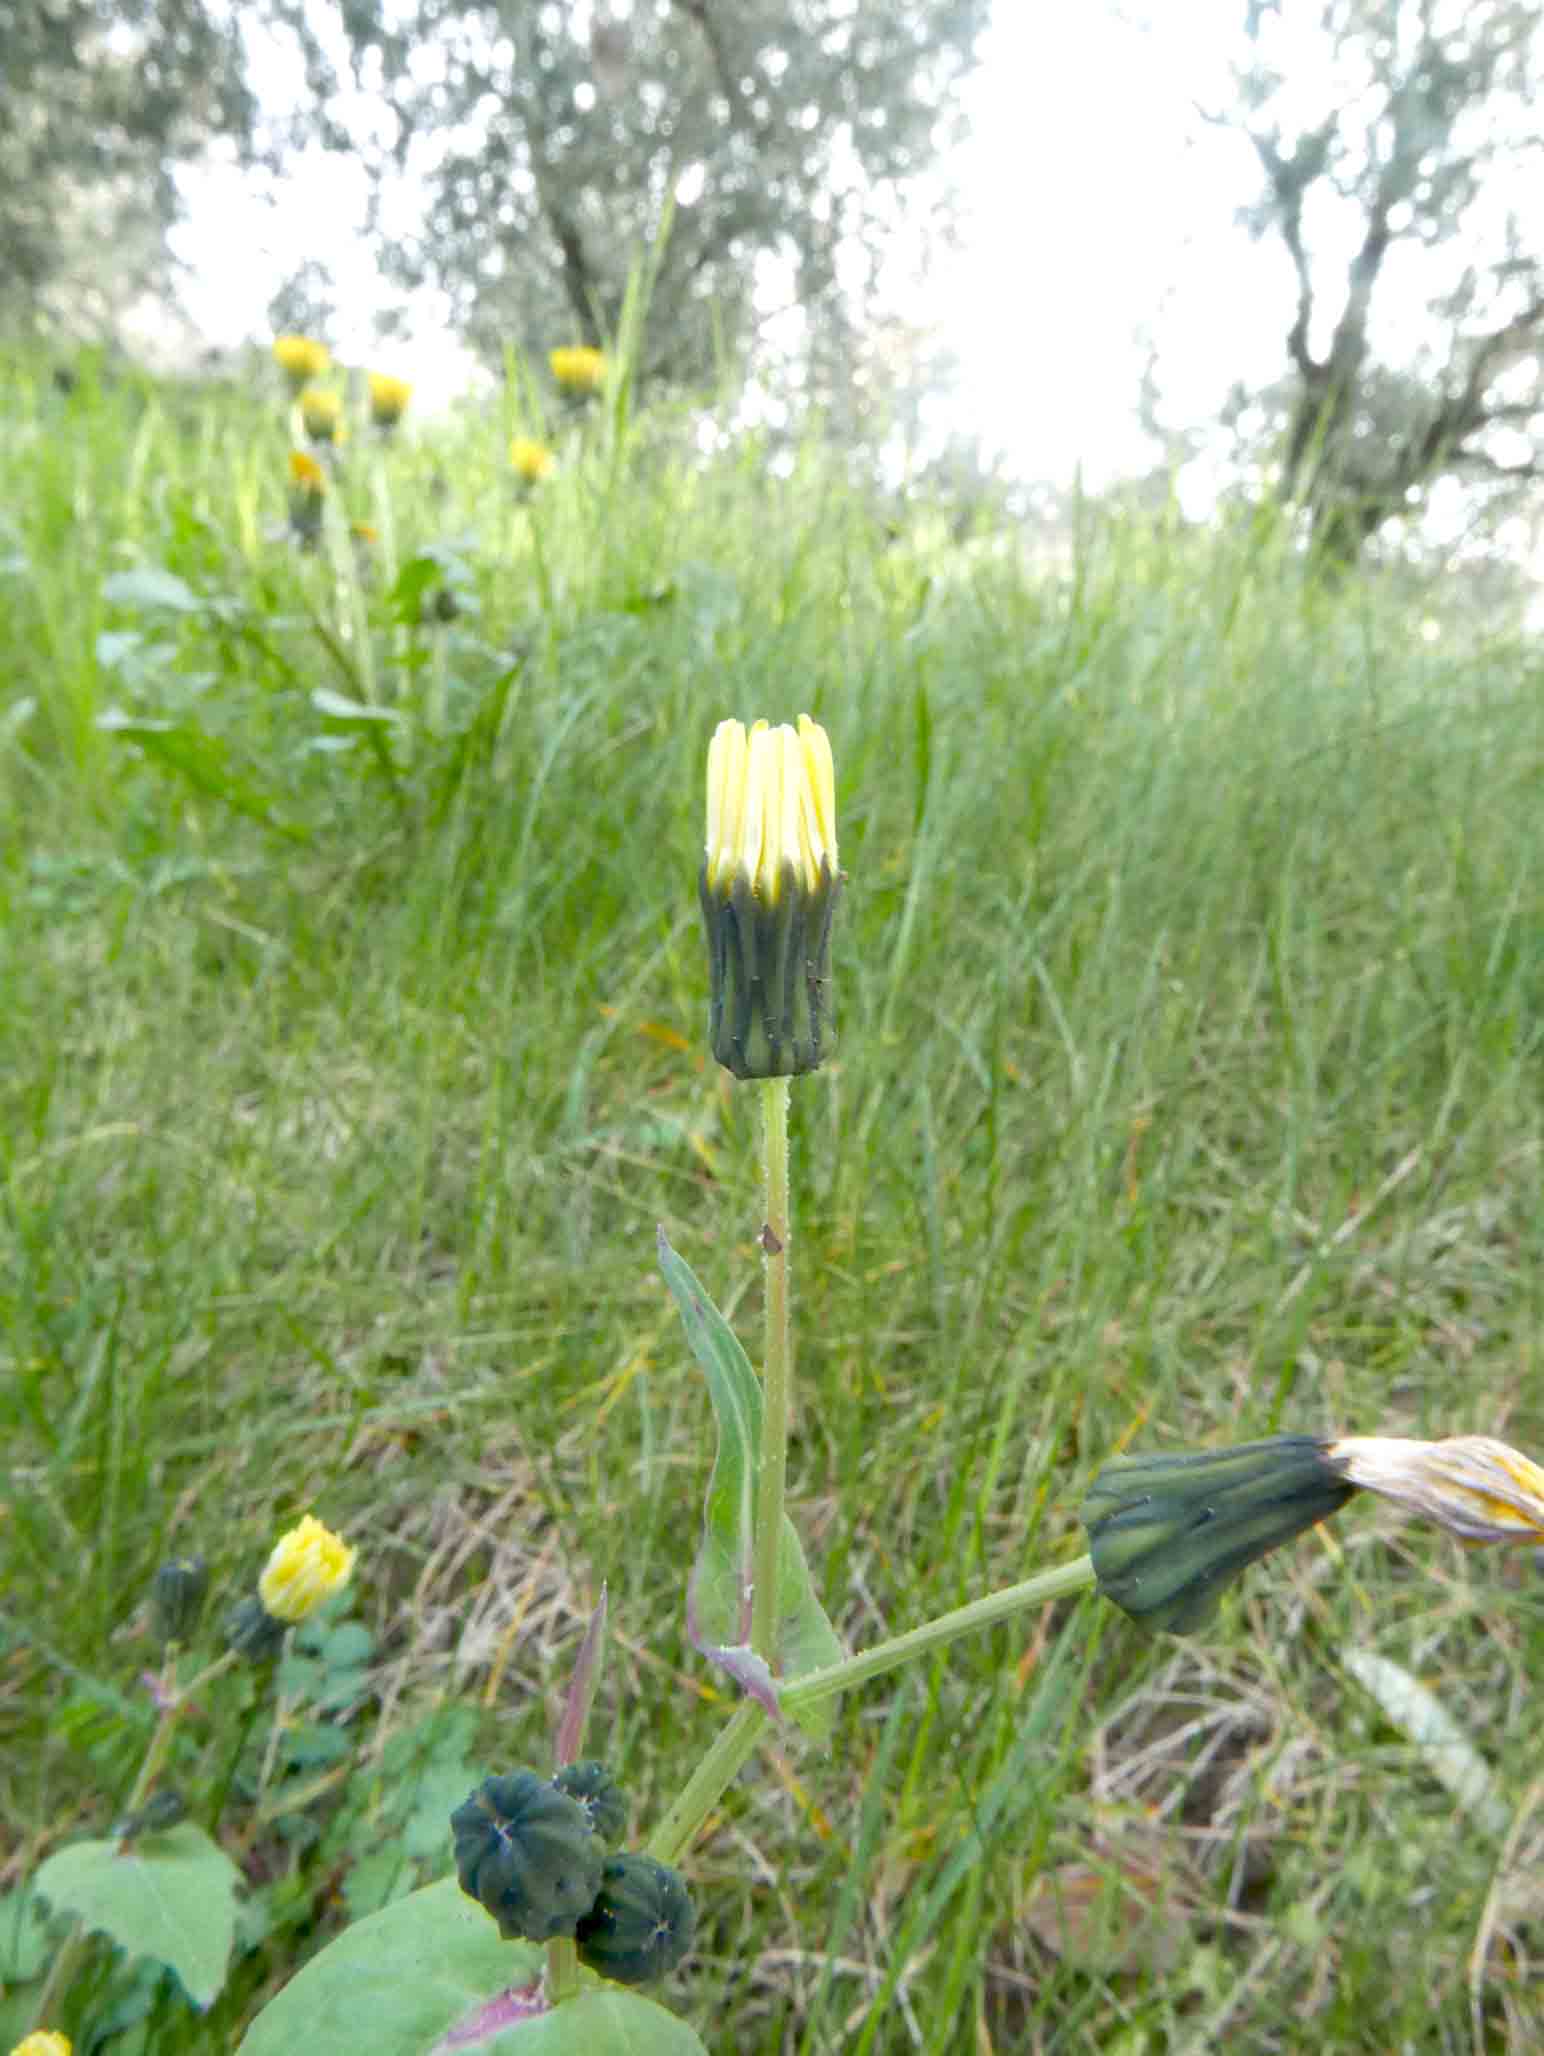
[149,1555,209,1645]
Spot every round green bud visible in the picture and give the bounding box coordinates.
[224,1594,287,1662]
[575,1853,695,1987]
[149,1556,209,1645]
[451,1772,605,1942]
[552,1761,629,1844]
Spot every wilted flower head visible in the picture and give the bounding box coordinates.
[1082,1436,1355,1636]
[11,2035,73,2056]
[699,715,840,1079]
[273,334,330,388]
[509,436,556,485]
[367,372,412,429]
[300,387,345,444]
[1325,1434,1544,1544]
[257,1513,356,1624]
[549,345,606,397]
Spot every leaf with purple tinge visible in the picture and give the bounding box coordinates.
[657,1230,842,1738]
[555,1585,608,1768]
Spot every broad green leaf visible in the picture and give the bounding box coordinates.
[34,1821,240,2008]
[236,1876,706,2054]
[101,565,202,613]
[656,1231,842,1738]
[95,710,303,838]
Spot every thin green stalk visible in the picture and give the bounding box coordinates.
[645,1701,768,1867]
[646,1558,1097,1873]
[751,1075,792,1661]
[545,1935,581,2003]
[781,1556,1097,1714]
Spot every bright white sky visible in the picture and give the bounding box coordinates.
[169,2,1299,489]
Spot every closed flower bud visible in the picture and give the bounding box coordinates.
[575,1853,694,1987]
[149,1556,209,1645]
[699,715,840,1079]
[367,372,412,430]
[1082,1435,1355,1635]
[273,334,330,390]
[114,1789,188,1843]
[552,1760,629,1844]
[258,1514,356,1624]
[549,345,607,398]
[299,387,344,445]
[224,1594,288,1662]
[451,1771,605,1942]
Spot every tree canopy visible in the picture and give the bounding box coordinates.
[1204,0,1544,564]
[333,0,988,384]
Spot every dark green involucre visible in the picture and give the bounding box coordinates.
[699,859,840,1079]
[451,1772,605,1942]
[1081,1435,1355,1635]
[575,1853,695,1987]
[149,1555,209,1645]
[224,1593,288,1662]
[553,1760,629,1844]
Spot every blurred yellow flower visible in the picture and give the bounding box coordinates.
[258,1514,356,1624]
[509,436,556,484]
[288,449,326,494]
[273,335,330,389]
[1327,1434,1544,1544]
[368,372,412,429]
[300,387,345,444]
[11,2036,73,2056]
[549,345,606,396]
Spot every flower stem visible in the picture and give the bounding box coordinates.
[647,1558,1096,1873]
[545,1935,581,2003]
[750,1076,792,1662]
[781,1556,1098,1715]
[644,1701,768,1867]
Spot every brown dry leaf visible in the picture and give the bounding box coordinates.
[1022,1857,1197,1977]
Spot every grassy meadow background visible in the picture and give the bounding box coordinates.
[1,350,1542,2052]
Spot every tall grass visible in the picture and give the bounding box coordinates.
[1,354,1541,2051]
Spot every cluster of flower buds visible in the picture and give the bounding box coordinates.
[451,1761,694,1987]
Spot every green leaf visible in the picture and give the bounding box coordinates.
[312,687,402,725]
[33,1821,241,2009]
[656,1231,842,1738]
[238,1874,708,2053]
[0,1885,51,1981]
[101,565,203,613]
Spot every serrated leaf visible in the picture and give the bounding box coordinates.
[235,1876,705,2053]
[33,1821,241,2008]
[1342,1648,1510,1838]
[102,565,202,613]
[657,1231,842,1738]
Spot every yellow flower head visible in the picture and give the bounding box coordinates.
[367,372,412,428]
[288,449,326,495]
[273,334,330,387]
[548,345,607,396]
[350,521,378,545]
[509,436,556,484]
[1326,1434,1544,1544]
[704,716,837,905]
[699,715,840,1078]
[300,387,345,444]
[258,1514,356,1624]
[11,2036,72,2056]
